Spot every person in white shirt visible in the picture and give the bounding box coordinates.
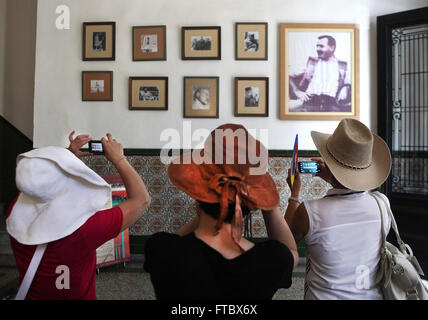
[285,118,393,299]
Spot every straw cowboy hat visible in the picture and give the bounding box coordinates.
[168,124,279,245]
[6,146,112,245]
[311,118,392,191]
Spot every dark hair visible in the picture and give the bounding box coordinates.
[197,201,252,223]
[318,35,336,50]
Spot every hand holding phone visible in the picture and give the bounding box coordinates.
[100,133,125,165]
[68,131,91,158]
[298,161,320,174]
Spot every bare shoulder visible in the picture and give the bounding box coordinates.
[240,237,255,251]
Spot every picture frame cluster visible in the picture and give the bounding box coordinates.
[81,21,359,120]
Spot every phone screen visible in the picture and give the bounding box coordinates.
[298,161,320,174]
[89,141,104,153]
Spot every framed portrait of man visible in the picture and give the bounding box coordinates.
[183,77,219,118]
[279,23,359,120]
[235,23,268,60]
[234,77,269,117]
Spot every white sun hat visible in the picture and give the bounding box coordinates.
[6,146,112,245]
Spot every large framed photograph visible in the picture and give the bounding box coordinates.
[235,23,268,60]
[83,22,116,61]
[133,26,166,61]
[82,71,113,101]
[129,77,168,110]
[235,77,269,117]
[181,27,221,60]
[279,23,359,120]
[183,77,219,118]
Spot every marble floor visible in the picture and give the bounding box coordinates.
[0,255,305,300]
[95,256,305,300]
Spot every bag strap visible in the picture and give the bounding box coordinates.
[15,244,47,300]
[370,192,387,248]
[371,191,406,253]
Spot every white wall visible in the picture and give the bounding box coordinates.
[33,0,428,150]
[2,0,37,139]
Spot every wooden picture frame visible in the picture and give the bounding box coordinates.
[235,77,269,117]
[279,23,359,120]
[129,77,168,110]
[183,77,219,118]
[181,26,221,60]
[133,25,166,61]
[82,71,113,101]
[235,23,268,60]
[83,22,116,61]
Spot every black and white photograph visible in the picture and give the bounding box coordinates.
[82,71,113,101]
[280,24,359,120]
[244,32,259,52]
[192,86,210,110]
[245,87,259,107]
[90,80,104,93]
[133,26,166,61]
[288,32,352,113]
[93,32,106,51]
[129,76,168,110]
[139,86,159,101]
[83,22,115,61]
[182,27,221,60]
[234,77,268,117]
[235,23,267,60]
[141,34,158,53]
[191,36,212,51]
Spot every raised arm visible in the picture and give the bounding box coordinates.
[101,133,151,232]
[262,206,299,269]
[284,169,309,242]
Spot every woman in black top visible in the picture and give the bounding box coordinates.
[144,124,299,300]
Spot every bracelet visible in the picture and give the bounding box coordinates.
[288,196,301,205]
[114,155,126,165]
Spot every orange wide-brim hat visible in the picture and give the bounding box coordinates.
[168,123,279,230]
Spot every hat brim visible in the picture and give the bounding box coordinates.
[168,152,279,210]
[311,131,392,191]
[6,147,112,245]
[7,180,111,245]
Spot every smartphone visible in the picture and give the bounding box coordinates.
[89,140,104,154]
[298,161,320,174]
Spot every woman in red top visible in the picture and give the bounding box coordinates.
[6,132,150,300]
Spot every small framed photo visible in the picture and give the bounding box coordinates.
[183,77,219,118]
[82,71,113,101]
[129,77,168,110]
[235,77,269,117]
[279,23,359,120]
[133,26,166,61]
[83,22,116,61]
[235,23,268,60]
[181,27,221,60]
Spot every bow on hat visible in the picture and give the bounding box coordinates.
[208,173,250,249]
